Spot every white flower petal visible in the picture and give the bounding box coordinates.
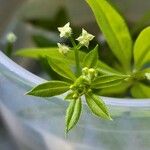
[58,22,72,38]
[57,43,70,54]
[76,29,94,48]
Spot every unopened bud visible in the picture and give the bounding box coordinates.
[87,89,92,93]
[73,93,79,99]
[70,85,76,90]
[82,67,89,76]
[88,68,96,80]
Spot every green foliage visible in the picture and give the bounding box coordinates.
[85,93,111,120]
[27,81,70,97]
[15,0,150,134]
[48,58,76,81]
[131,82,150,98]
[15,47,85,65]
[134,26,150,69]
[82,45,98,68]
[96,81,131,97]
[65,98,82,133]
[65,92,74,100]
[92,75,126,89]
[16,47,122,77]
[86,0,133,72]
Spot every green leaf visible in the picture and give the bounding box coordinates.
[97,60,122,75]
[85,93,111,120]
[92,80,122,89]
[93,75,126,83]
[65,92,74,100]
[15,47,86,65]
[48,58,76,81]
[82,45,98,68]
[15,47,59,59]
[134,26,150,69]
[26,81,70,97]
[94,81,131,97]
[131,82,150,98]
[91,75,126,89]
[16,47,122,76]
[86,0,133,71]
[65,98,82,133]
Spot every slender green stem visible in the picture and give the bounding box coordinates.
[5,42,13,57]
[70,36,81,77]
[70,36,76,47]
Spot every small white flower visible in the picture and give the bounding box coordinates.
[57,43,70,54]
[145,73,150,80]
[58,22,72,38]
[76,29,94,48]
[6,32,17,43]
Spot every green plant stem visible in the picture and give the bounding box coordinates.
[5,42,13,57]
[70,36,81,77]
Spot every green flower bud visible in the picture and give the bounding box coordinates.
[73,93,79,99]
[87,89,92,93]
[70,85,76,90]
[82,67,89,76]
[81,75,90,84]
[88,68,96,74]
[88,68,96,80]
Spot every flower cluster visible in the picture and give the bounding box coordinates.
[69,67,98,99]
[57,22,94,54]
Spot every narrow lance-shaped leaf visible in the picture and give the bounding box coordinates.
[134,26,150,69]
[97,60,123,75]
[15,47,86,65]
[93,75,126,84]
[15,47,61,59]
[48,58,76,81]
[65,92,74,100]
[85,93,111,120]
[91,75,126,89]
[65,98,82,133]
[94,81,131,96]
[86,0,133,71]
[82,45,98,68]
[26,81,70,97]
[131,82,150,98]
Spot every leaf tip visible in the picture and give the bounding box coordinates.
[25,90,33,96]
[108,116,113,121]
